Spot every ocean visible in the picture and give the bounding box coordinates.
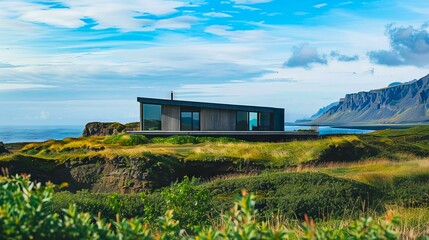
[0,125,84,143]
[0,125,373,143]
[284,126,373,135]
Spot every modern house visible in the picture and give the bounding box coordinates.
[137,96,284,132]
[130,96,317,141]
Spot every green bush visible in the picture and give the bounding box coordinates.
[318,140,380,163]
[51,177,214,230]
[50,191,147,219]
[161,176,214,230]
[388,173,429,207]
[0,175,405,239]
[103,134,149,146]
[151,135,240,144]
[205,172,382,219]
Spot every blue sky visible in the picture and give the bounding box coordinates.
[0,0,429,125]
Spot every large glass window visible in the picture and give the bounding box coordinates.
[259,112,273,131]
[249,112,258,131]
[143,104,161,130]
[236,111,248,131]
[192,112,200,131]
[181,111,199,131]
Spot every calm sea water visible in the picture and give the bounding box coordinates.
[0,125,83,143]
[0,125,372,143]
[284,126,373,135]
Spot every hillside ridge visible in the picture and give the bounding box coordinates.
[311,74,429,125]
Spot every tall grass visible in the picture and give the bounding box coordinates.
[186,136,359,166]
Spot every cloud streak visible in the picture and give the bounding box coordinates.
[330,51,359,62]
[231,0,272,4]
[0,83,56,91]
[0,0,188,31]
[313,3,328,8]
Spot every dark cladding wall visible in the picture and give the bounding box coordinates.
[157,105,283,131]
[273,109,285,131]
[200,108,236,131]
[161,105,180,131]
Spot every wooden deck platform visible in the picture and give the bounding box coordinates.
[128,131,318,142]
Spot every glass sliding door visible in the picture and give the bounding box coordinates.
[143,104,161,130]
[180,112,192,131]
[249,112,258,131]
[236,111,248,131]
[181,111,200,131]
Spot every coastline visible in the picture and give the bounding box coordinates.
[291,122,429,130]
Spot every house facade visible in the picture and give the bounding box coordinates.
[137,97,285,132]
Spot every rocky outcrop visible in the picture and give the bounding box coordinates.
[312,74,429,125]
[0,142,10,154]
[82,122,140,137]
[64,155,182,193]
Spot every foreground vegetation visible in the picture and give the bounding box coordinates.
[0,127,428,238]
[0,175,407,239]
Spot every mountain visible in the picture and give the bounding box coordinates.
[310,102,340,119]
[311,74,429,125]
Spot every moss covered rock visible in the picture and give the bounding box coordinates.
[82,122,140,137]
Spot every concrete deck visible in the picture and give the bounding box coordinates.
[128,131,318,142]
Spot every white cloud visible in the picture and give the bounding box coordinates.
[232,0,272,5]
[338,1,353,6]
[313,3,328,8]
[20,8,85,28]
[205,25,233,35]
[204,25,281,43]
[147,16,198,30]
[284,43,327,69]
[203,12,233,18]
[0,83,56,90]
[233,5,260,11]
[0,0,188,31]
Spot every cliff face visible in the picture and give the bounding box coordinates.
[82,122,140,137]
[312,74,429,125]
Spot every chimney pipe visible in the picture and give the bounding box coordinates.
[170,91,174,100]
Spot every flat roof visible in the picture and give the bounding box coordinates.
[137,97,283,113]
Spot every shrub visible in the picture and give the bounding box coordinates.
[161,176,214,231]
[317,139,380,163]
[205,172,382,219]
[151,136,240,144]
[389,173,429,207]
[0,175,404,239]
[51,191,147,219]
[103,134,149,146]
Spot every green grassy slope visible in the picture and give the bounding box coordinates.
[1,127,428,237]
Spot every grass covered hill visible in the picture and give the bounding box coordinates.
[0,127,428,192]
[0,127,428,237]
